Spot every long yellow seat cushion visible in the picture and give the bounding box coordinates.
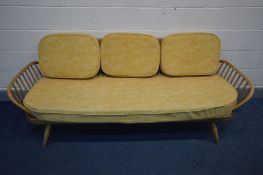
[161,33,220,76]
[23,75,237,123]
[39,33,100,79]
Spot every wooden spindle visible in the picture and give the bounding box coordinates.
[229,71,238,84]
[226,69,234,81]
[28,67,37,83]
[31,65,41,79]
[24,70,34,87]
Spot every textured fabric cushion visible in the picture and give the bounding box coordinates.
[161,33,220,76]
[39,33,100,79]
[30,105,234,123]
[101,33,160,77]
[24,75,237,123]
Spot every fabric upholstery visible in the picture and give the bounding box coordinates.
[101,33,160,77]
[39,33,100,79]
[161,33,220,76]
[31,105,234,123]
[24,75,237,123]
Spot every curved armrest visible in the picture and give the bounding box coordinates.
[7,61,43,118]
[217,60,254,110]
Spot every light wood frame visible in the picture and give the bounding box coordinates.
[7,60,254,147]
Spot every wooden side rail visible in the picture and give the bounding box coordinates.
[217,60,254,110]
[7,61,43,121]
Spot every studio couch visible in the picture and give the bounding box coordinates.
[7,32,254,147]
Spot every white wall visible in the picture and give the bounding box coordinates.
[0,0,263,89]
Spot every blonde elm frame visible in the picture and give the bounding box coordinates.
[7,58,254,147]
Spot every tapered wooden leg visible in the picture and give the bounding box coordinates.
[43,124,51,148]
[211,122,220,144]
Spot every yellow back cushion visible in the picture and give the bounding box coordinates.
[161,33,220,76]
[39,33,100,79]
[101,33,160,77]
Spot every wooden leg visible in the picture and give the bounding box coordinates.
[211,122,220,144]
[43,124,51,148]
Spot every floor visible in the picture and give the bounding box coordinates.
[0,98,263,175]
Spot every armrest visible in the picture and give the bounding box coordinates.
[217,60,254,110]
[7,61,43,117]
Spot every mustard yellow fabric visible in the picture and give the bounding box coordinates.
[24,75,237,123]
[101,33,160,77]
[31,105,233,123]
[161,33,220,76]
[39,33,100,79]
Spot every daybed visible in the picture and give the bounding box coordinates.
[7,32,254,147]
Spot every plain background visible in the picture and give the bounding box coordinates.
[0,0,263,91]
